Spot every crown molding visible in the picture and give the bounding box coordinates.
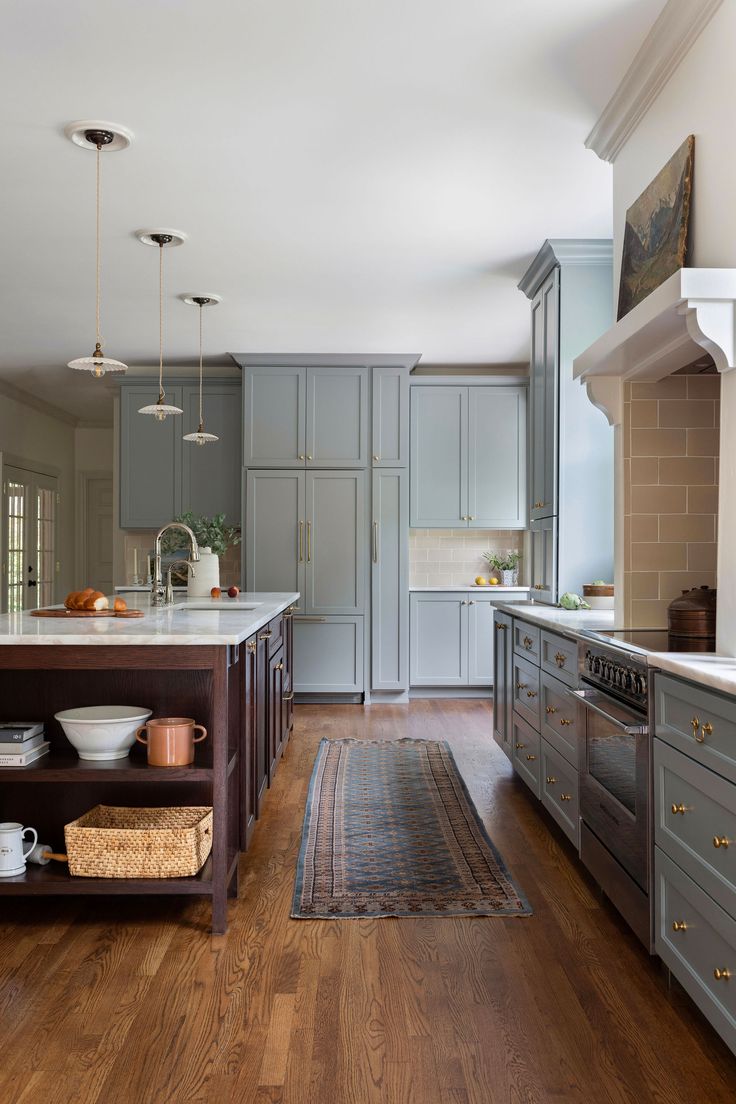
[0,377,78,426]
[230,352,422,370]
[518,239,613,299]
[585,0,723,163]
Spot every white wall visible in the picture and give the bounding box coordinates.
[612,3,736,293]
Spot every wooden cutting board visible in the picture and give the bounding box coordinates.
[31,608,145,618]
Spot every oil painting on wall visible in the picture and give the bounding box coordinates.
[617,135,694,320]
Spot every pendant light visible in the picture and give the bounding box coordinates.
[183,295,222,445]
[136,229,187,421]
[65,121,133,378]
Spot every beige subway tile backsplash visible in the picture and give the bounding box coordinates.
[631,428,686,456]
[409,528,523,587]
[631,485,686,514]
[659,513,715,544]
[658,400,715,428]
[659,457,715,485]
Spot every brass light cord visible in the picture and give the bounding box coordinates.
[95,143,102,350]
[198,301,204,427]
[158,241,165,401]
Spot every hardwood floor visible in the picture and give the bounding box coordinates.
[2,700,736,1103]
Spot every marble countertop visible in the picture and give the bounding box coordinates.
[646,652,736,695]
[494,601,616,637]
[409,585,529,593]
[0,592,299,646]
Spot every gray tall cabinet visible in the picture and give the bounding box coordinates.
[518,241,614,602]
[235,354,417,700]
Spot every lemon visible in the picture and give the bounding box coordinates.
[475,576,488,586]
[489,577,500,585]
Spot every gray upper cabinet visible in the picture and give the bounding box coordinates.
[243,366,306,468]
[530,271,558,522]
[410,385,467,527]
[245,470,306,596]
[410,592,468,686]
[410,383,526,529]
[120,385,182,529]
[181,384,242,523]
[305,470,366,615]
[468,387,526,528]
[371,468,408,691]
[120,380,241,529]
[372,366,409,467]
[306,367,369,467]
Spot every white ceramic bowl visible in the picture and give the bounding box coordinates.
[54,705,152,761]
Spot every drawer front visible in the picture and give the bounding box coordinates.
[512,653,541,730]
[540,671,579,767]
[267,612,285,657]
[540,630,577,688]
[654,738,736,919]
[655,848,736,1054]
[655,673,736,786]
[540,738,579,849]
[512,714,541,798]
[513,620,540,664]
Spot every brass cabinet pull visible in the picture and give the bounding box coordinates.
[526,690,537,698]
[672,920,688,932]
[671,803,687,815]
[372,521,378,563]
[559,718,573,727]
[526,754,536,761]
[515,742,525,750]
[533,583,545,591]
[713,836,730,849]
[546,706,557,715]
[691,716,700,737]
[293,616,327,623]
[546,776,557,785]
[246,640,257,654]
[258,629,272,640]
[298,454,305,461]
[275,661,284,671]
[714,968,731,981]
[523,635,533,649]
[554,652,566,668]
[516,682,527,691]
[282,691,295,702]
[307,521,312,563]
[298,520,304,563]
[307,454,313,461]
[698,721,713,743]
[559,793,572,802]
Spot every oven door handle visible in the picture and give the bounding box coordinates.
[571,689,649,736]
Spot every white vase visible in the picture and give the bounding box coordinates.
[187,547,220,597]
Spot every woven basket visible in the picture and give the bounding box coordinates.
[64,805,213,879]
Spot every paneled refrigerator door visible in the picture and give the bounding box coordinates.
[304,470,366,615]
[244,469,306,596]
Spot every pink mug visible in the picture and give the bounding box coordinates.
[135,717,207,767]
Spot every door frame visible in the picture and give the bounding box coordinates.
[0,451,61,614]
[76,469,113,588]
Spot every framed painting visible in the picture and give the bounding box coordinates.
[617,134,694,320]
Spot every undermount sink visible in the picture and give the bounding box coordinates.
[174,601,261,612]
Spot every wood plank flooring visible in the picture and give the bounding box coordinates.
[2,700,736,1103]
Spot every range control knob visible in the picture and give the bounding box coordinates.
[624,669,633,692]
[585,650,594,671]
[593,656,601,675]
[633,673,644,696]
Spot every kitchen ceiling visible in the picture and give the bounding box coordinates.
[0,0,666,422]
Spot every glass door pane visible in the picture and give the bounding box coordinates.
[5,474,28,613]
[3,466,58,612]
[35,483,57,609]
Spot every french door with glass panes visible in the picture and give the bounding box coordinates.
[3,465,59,612]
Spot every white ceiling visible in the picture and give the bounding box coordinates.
[0,0,666,422]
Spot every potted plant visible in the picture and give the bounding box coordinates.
[481,549,520,587]
[160,512,241,593]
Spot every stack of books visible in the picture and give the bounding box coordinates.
[0,723,49,767]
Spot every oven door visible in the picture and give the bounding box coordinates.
[573,686,649,891]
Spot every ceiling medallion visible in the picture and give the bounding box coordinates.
[66,121,131,378]
[183,296,221,445]
[137,232,185,420]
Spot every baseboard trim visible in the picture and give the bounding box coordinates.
[409,687,492,700]
[295,693,364,705]
[368,691,410,704]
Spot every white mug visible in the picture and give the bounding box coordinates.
[0,822,38,877]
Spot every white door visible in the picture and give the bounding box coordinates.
[84,476,113,595]
[3,465,59,612]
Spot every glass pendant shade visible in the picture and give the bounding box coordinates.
[138,234,182,420]
[69,343,127,378]
[138,392,183,421]
[184,424,219,445]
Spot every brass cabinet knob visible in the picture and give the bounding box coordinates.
[546,706,557,715]
[713,836,730,849]
[259,629,272,640]
[671,803,687,815]
[559,718,573,727]
[515,742,525,750]
[526,754,536,761]
[276,661,284,671]
[526,690,537,698]
[516,682,527,691]
[554,652,566,668]
[697,721,713,743]
[468,515,475,521]
[559,794,572,802]
[373,454,380,461]
[546,776,557,785]
[246,640,257,654]
[672,920,688,932]
[298,454,305,460]
[533,583,544,591]
[523,635,533,648]
[714,968,731,981]
[691,716,700,737]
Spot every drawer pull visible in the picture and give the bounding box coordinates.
[559,794,572,802]
[275,661,284,671]
[515,742,525,750]
[259,629,272,640]
[671,803,687,815]
[246,640,257,654]
[672,920,688,932]
[526,754,536,762]
[713,836,730,849]
[713,968,731,981]
[526,690,537,699]
[546,706,557,715]
[282,691,295,702]
[523,635,533,649]
[546,776,557,785]
[554,652,566,668]
[559,718,573,727]
[516,682,527,691]
[697,721,713,743]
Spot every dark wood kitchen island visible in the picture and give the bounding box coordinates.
[0,592,297,933]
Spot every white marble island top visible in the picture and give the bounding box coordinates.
[0,592,300,646]
[494,601,616,637]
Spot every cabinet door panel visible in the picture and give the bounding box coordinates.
[372,366,408,467]
[493,610,513,757]
[243,366,306,467]
[292,617,364,693]
[468,387,526,528]
[530,270,559,522]
[181,384,242,523]
[468,596,495,686]
[245,470,305,595]
[410,593,468,686]
[371,469,408,691]
[306,367,368,467]
[305,471,365,615]
[120,385,182,528]
[530,517,557,605]
[410,386,468,527]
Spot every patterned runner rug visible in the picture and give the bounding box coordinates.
[292,738,531,918]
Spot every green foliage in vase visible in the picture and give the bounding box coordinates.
[160,512,241,558]
[481,549,520,572]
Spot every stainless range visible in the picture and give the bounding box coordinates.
[574,634,652,948]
